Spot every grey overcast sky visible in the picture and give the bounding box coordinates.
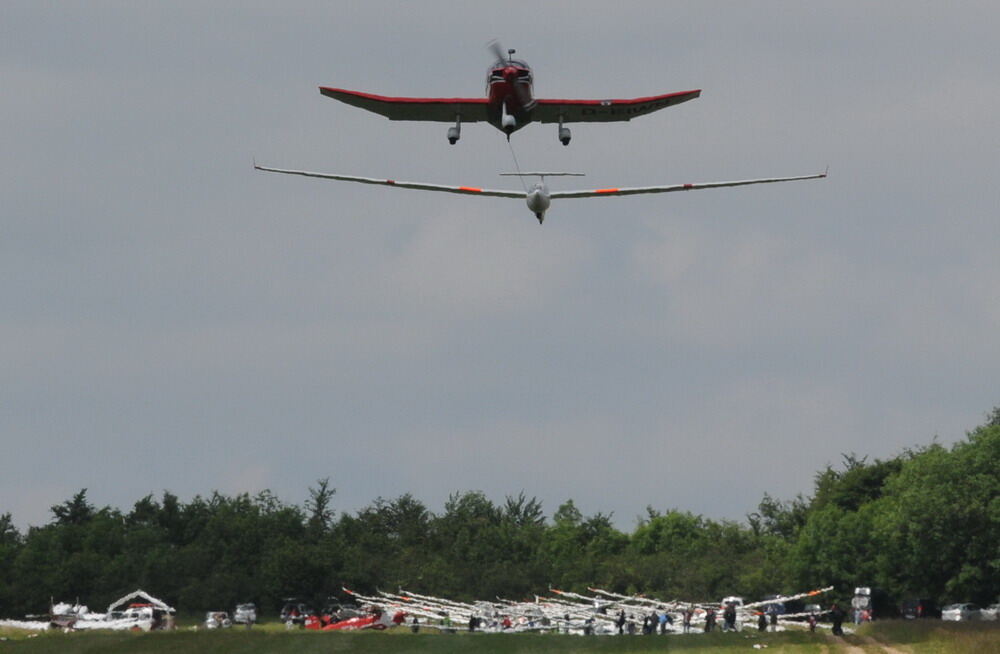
[3,2,998,529]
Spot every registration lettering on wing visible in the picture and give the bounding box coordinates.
[581,98,671,118]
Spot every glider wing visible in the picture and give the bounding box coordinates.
[549,172,827,199]
[254,163,524,198]
[533,89,700,123]
[319,87,490,122]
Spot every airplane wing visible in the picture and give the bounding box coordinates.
[319,87,490,122]
[254,163,524,198]
[533,89,700,123]
[549,172,827,198]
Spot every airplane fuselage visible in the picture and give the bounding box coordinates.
[525,180,551,223]
[485,59,536,135]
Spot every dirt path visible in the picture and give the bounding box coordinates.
[827,634,909,654]
[860,635,908,654]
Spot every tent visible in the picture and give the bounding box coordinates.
[106,589,175,615]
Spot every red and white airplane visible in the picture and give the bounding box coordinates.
[319,41,701,145]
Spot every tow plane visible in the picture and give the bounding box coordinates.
[319,41,701,145]
[253,162,827,224]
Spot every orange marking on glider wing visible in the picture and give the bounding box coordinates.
[458,186,482,192]
[594,188,619,194]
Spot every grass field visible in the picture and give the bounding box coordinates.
[1,620,997,653]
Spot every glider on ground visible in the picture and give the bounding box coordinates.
[319,41,701,145]
[253,163,827,224]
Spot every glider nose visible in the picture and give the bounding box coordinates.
[526,186,551,223]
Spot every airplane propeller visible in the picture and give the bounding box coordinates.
[487,39,508,64]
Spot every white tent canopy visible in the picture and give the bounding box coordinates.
[106,589,175,615]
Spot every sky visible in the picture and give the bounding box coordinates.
[3,2,999,531]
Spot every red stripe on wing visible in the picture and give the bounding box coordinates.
[320,87,487,105]
[536,89,701,106]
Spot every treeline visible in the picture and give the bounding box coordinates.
[1,410,997,617]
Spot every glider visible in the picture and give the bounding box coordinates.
[254,162,827,224]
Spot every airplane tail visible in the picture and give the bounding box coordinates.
[499,172,585,177]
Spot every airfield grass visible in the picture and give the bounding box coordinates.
[1,620,997,653]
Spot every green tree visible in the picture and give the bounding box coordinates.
[789,503,879,601]
[812,454,903,512]
[0,513,22,612]
[305,478,336,538]
[873,423,1000,603]
[50,489,95,526]
[748,493,809,539]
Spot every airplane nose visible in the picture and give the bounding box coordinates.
[525,187,551,218]
[503,66,517,80]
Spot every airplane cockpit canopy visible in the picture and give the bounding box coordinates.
[492,58,529,69]
[487,59,532,82]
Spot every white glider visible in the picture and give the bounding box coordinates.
[254,163,826,224]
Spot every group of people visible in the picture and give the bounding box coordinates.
[700,604,738,632]
[610,603,756,635]
[754,609,778,632]
[611,601,845,637]
[426,610,530,634]
[407,600,852,637]
[613,608,674,635]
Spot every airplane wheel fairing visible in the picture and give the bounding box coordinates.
[559,126,571,145]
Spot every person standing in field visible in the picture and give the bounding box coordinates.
[830,604,846,636]
[723,603,736,631]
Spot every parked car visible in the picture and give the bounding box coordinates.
[900,598,940,619]
[321,601,362,623]
[852,586,897,620]
[121,604,154,621]
[233,603,257,625]
[979,603,1000,621]
[279,599,313,626]
[762,595,786,615]
[941,603,981,621]
[204,611,231,629]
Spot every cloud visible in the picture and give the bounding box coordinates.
[385,208,593,315]
[629,215,856,349]
[3,2,1000,531]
